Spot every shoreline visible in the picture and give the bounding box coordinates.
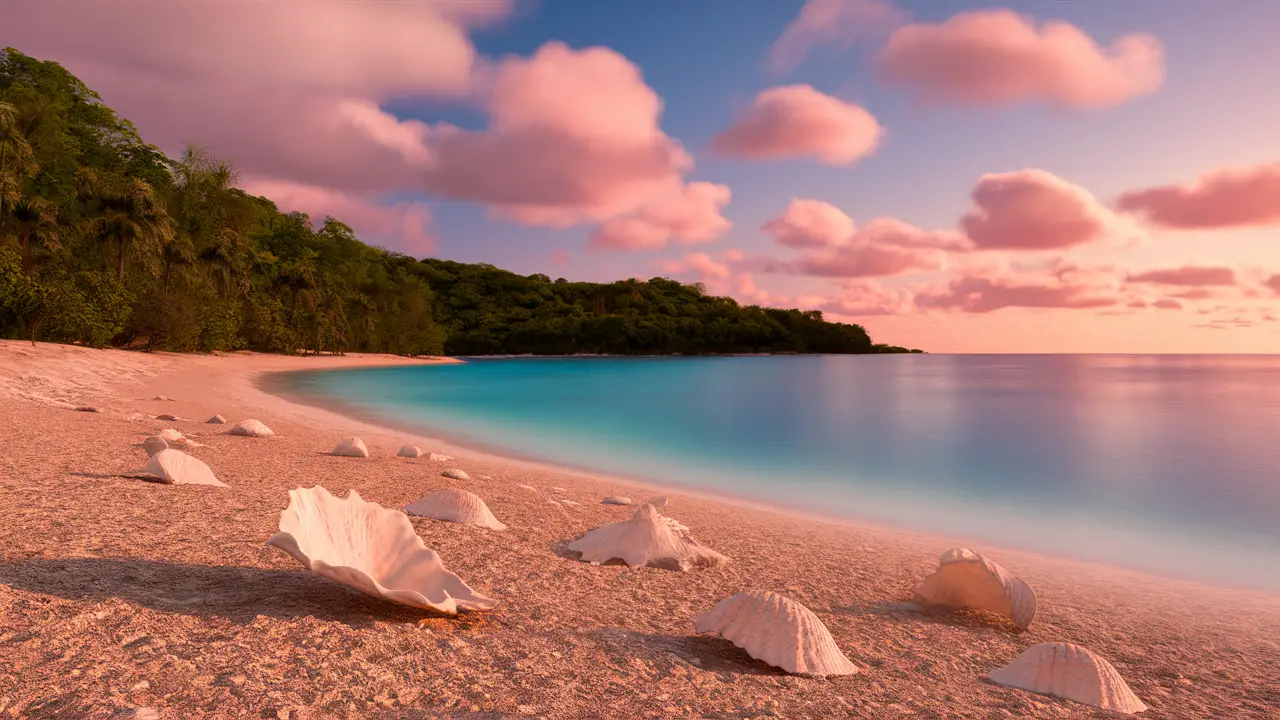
[265,362,1278,599]
[3,341,1279,719]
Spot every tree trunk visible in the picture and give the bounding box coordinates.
[19,231,30,274]
[117,237,128,281]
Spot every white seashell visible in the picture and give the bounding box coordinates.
[405,489,506,531]
[137,449,226,487]
[695,590,857,676]
[207,415,226,424]
[142,436,169,457]
[266,486,494,615]
[516,484,536,491]
[914,548,1037,629]
[397,445,424,458]
[428,453,453,462]
[647,495,669,509]
[989,642,1147,714]
[151,395,171,401]
[441,468,470,481]
[230,419,274,437]
[331,437,369,458]
[156,414,182,421]
[565,504,726,571]
[157,428,203,449]
[602,496,633,506]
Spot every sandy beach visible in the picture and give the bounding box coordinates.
[1,341,1278,719]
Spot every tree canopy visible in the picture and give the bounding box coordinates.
[0,48,921,356]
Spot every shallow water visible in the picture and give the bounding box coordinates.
[291,355,1280,592]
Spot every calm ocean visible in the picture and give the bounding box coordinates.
[289,355,1280,592]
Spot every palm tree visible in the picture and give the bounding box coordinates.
[80,170,175,281]
[0,101,38,226]
[8,194,60,273]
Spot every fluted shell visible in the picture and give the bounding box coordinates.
[405,489,506,531]
[140,449,226,487]
[565,504,727,571]
[230,419,274,437]
[441,468,470,481]
[914,548,1037,629]
[266,486,495,615]
[989,643,1147,714]
[428,453,453,462]
[695,590,857,676]
[158,428,203,449]
[602,496,633,506]
[142,436,169,457]
[331,437,369,458]
[207,415,226,424]
[156,413,182,421]
[397,445,424,458]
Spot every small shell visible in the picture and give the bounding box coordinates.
[156,414,182,421]
[158,428,203,449]
[74,406,101,413]
[695,590,857,676]
[565,504,726,571]
[151,395,172,401]
[441,468,470,481]
[405,489,506,531]
[914,548,1037,629]
[397,445,424,458]
[331,437,369,458]
[207,415,226,424]
[267,487,493,615]
[138,449,226,487]
[989,642,1147,714]
[142,436,169,457]
[602,496,633,506]
[230,419,274,437]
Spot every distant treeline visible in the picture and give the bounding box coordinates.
[0,48,922,356]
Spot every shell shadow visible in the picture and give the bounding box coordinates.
[834,599,1026,632]
[0,557,447,627]
[632,632,788,676]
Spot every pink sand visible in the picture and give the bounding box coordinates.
[1,341,1277,719]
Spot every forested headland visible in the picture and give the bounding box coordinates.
[0,49,922,356]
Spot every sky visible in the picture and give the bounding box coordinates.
[4,0,1280,353]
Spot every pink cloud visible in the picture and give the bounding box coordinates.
[1127,266,1238,286]
[724,249,745,263]
[1128,300,1148,309]
[239,177,435,257]
[781,243,942,278]
[1,1,505,194]
[422,42,698,228]
[1267,275,1280,295]
[711,85,882,166]
[1116,162,1280,229]
[876,9,1164,109]
[1169,288,1217,300]
[760,199,966,277]
[589,182,732,251]
[550,250,568,266]
[766,0,909,74]
[805,281,915,317]
[916,271,1119,313]
[1152,299,1183,310]
[960,169,1131,250]
[762,199,857,248]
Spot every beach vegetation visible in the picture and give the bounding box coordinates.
[0,48,921,356]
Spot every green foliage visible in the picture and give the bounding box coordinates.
[0,48,921,356]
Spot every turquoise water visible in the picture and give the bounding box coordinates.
[292,355,1280,592]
